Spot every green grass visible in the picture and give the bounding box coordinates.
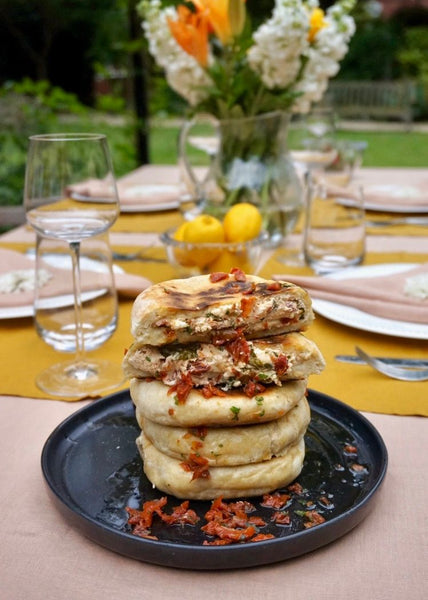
[334,130,428,167]
[148,122,428,167]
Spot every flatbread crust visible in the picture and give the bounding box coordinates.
[123,332,325,387]
[130,377,307,427]
[138,396,310,466]
[137,431,305,500]
[130,274,313,345]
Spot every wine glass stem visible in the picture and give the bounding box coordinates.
[69,240,85,363]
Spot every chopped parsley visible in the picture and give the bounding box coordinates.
[230,406,240,421]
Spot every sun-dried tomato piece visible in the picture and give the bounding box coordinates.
[210,272,228,282]
[230,267,246,281]
[202,521,256,542]
[272,511,291,525]
[225,330,250,363]
[160,501,200,526]
[126,497,168,531]
[244,380,266,398]
[344,444,358,454]
[180,453,210,481]
[288,482,304,495]
[167,373,194,403]
[267,281,281,291]
[261,492,291,509]
[273,354,289,377]
[240,295,256,318]
[201,383,227,398]
[303,510,326,528]
[250,533,275,542]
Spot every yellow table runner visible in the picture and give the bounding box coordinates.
[0,235,427,416]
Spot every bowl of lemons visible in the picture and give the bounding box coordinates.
[161,203,268,276]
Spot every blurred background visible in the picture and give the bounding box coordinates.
[0,0,427,219]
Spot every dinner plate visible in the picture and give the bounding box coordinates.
[363,184,428,213]
[0,255,123,320]
[41,389,387,570]
[312,263,428,340]
[72,184,180,213]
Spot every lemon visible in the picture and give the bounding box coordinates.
[223,203,262,242]
[183,215,225,244]
[173,215,224,269]
[208,249,251,274]
[173,222,188,241]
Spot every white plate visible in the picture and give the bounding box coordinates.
[312,263,428,340]
[72,185,180,213]
[0,255,123,320]
[363,185,428,213]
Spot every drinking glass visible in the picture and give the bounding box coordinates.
[303,182,366,274]
[34,233,118,353]
[24,133,122,397]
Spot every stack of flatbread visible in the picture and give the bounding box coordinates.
[123,272,325,500]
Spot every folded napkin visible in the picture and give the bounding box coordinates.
[321,179,428,210]
[273,263,428,324]
[0,248,150,309]
[363,183,428,209]
[68,175,180,208]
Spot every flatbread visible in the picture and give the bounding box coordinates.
[130,273,313,345]
[123,332,325,387]
[130,377,307,427]
[137,431,306,499]
[138,396,310,466]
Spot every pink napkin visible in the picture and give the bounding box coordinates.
[362,182,428,209]
[273,263,428,324]
[0,248,151,309]
[321,178,428,210]
[68,177,180,208]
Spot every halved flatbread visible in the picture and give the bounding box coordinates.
[130,377,307,427]
[138,396,310,466]
[130,273,313,346]
[137,432,305,500]
[123,332,325,388]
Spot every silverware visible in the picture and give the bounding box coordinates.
[366,216,428,227]
[112,250,166,263]
[335,354,428,368]
[355,346,428,382]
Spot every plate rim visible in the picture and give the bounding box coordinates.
[40,388,388,570]
[312,263,428,340]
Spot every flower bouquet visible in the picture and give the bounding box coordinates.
[138,0,356,244]
[138,0,356,118]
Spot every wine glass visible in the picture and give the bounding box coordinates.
[24,132,122,398]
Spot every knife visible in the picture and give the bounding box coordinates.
[365,217,428,227]
[335,355,428,367]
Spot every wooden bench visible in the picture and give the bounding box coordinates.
[327,80,416,129]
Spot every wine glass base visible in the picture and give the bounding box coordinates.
[36,359,125,399]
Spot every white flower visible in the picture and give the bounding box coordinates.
[248,0,309,89]
[138,0,356,116]
[140,0,212,106]
[291,0,356,113]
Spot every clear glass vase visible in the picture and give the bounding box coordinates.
[179,111,304,246]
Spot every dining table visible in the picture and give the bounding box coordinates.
[0,164,427,600]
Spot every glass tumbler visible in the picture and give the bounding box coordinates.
[34,233,118,353]
[303,183,366,274]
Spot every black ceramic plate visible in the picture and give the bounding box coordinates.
[41,389,387,570]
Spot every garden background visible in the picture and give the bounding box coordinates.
[0,0,427,218]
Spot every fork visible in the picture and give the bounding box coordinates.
[355,346,428,382]
[112,250,166,263]
[365,216,428,228]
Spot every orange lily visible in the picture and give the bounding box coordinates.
[308,8,327,43]
[168,5,209,67]
[192,0,246,45]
